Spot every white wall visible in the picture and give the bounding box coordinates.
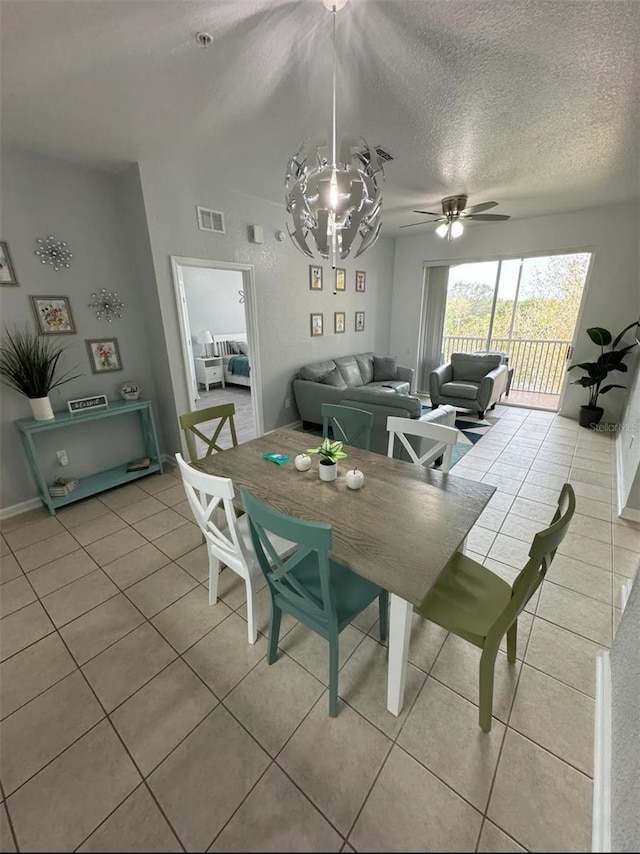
[390,201,640,421]
[617,340,640,516]
[0,147,160,510]
[182,266,246,348]
[137,152,396,453]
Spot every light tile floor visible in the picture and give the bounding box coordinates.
[1,405,639,852]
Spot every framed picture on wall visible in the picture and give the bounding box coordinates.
[309,265,323,290]
[355,270,366,292]
[86,338,123,373]
[355,310,365,332]
[30,296,76,334]
[310,313,323,337]
[334,311,345,334]
[335,268,346,292]
[0,241,18,286]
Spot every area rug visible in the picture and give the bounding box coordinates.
[422,407,498,467]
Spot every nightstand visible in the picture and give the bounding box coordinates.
[195,356,225,390]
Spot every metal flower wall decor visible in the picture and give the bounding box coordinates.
[89,288,125,322]
[35,235,74,271]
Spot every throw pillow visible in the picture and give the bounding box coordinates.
[227,341,239,354]
[321,367,347,389]
[237,342,248,355]
[373,356,397,382]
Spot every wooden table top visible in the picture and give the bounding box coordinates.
[195,430,496,608]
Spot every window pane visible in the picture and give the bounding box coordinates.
[511,254,590,341]
[443,262,499,359]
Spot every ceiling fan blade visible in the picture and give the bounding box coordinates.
[412,210,442,216]
[463,201,499,214]
[399,220,439,229]
[466,214,511,222]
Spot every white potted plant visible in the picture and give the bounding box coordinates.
[307,437,348,482]
[0,327,81,420]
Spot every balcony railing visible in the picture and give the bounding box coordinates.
[442,336,572,395]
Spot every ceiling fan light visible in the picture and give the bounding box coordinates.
[450,220,464,239]
[435,223,449,238]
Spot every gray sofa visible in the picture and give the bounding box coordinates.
[293,352,457,463]
[340,387,457,459]
[430,352,509,419]
[293,352,413,426]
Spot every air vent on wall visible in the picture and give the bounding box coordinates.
[356,145,395,171]
[374,146,394,162]
[196,206,225,234]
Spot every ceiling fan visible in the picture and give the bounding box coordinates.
[400,194,510,239]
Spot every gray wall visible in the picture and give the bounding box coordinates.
[182,266,246,345]
[137,152,396,454]
[390,202,640,422]
[0,147,160,510]
[611,573,640,852]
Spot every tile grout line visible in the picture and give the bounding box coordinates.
[2,546,192,854]
[1,417,632,851]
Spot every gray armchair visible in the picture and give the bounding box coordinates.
[430,353,509,419]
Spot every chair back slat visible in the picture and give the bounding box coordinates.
[179,404,238,462]
[386,415,459,472]
[486,483,576,646]
[176,452,252,572]
[241,487,337,627]
[321,404,373,451]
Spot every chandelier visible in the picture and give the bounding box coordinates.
[285,0,384,269]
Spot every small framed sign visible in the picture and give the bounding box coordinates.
[67,394,109,414]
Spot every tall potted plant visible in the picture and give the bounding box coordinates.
[568,321,639,428]
[307,437,348,482]
[0,327,81,420]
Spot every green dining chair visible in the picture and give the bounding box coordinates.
[241,486,389,717]
[416,482,576,732]
[321,403,373,451]
[179,403,238,463]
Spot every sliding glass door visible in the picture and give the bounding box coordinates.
[441,252,591,409]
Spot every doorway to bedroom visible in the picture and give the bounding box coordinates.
[171,257,261,448]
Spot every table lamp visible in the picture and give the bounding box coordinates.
[197,330,213,357]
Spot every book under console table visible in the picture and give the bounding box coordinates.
[16,399,163,516]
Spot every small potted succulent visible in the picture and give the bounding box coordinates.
[307,437,348,482]
[568,321,639,428]
[0,327,81,420]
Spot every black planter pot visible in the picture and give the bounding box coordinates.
[579,405,604,429]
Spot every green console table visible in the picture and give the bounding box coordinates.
[16,399,163,516]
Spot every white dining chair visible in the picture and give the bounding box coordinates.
[176,453,296,644]
[386,415,460,473]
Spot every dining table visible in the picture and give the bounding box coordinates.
[194,428,496,715]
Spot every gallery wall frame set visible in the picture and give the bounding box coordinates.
[334,311,345,334]
[335,268,346,291]
[310,313,323,337]
[355,310,365,332]
[30,296,76,334]
[0,241,19,286]
[355,270,366,292]
[309,265,323,290]
[86,338,123,373]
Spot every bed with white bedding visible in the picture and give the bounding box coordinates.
[213,332,251,387]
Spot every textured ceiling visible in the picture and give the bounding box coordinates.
[2,0,640,235]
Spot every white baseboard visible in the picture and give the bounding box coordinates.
[2,457,178,521]
[0,496,43,521]
[267,419,302,432]
[592,650,612,853]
